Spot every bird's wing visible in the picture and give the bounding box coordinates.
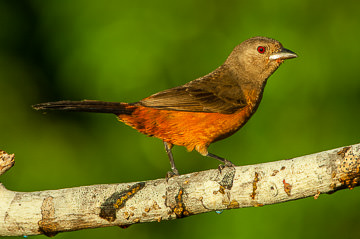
[139,65,248,114]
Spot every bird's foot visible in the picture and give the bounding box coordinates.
[165,170,179,182]
[218,159,235,173]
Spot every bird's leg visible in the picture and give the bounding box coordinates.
[206,152,235,170]
[163,141,179,176]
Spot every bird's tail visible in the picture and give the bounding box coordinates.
[32,100,135,115]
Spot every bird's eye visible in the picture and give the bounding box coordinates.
[257,46,266,54]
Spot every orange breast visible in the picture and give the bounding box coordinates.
[118,104,254,156]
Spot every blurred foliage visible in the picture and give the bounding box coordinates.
[0,0,359,238]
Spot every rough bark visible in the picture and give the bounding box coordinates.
[0,143,359,237]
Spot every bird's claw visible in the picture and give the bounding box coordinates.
[165,171,179,181]
[218,160,235,173]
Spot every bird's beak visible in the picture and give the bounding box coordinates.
[269,48,298,61]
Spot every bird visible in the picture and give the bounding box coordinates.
[33,36,297,175]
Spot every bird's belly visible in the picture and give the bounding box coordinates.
[119,105,254,155]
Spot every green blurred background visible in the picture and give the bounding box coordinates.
[1,0,359,238]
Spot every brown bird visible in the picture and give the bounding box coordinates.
[33,36,297,175]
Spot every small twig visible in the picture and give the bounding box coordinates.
[0,150,15,176]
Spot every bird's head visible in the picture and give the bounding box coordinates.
[226,36,297,85]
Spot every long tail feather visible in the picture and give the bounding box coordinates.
[32,100,135,115]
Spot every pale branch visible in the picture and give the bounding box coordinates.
[0,144,359,237]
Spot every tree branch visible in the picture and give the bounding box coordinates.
[0,143,359,237]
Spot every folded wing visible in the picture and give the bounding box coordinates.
[140,65,248,114]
